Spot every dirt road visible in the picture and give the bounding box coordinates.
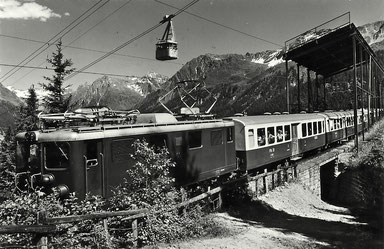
[161,183,383,249]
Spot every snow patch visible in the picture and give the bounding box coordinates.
[6,86,47,100]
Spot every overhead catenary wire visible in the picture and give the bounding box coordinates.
[0,0,110,83]
[64,0,200,81]
[154,0,283,48]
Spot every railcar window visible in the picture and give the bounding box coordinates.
[257,128,266,146]
[323,121,325,132]
[276,126,283,142]
[189,131,202,149]
[175,136,182,146]
[284,125,291,140]
[248,129,255,148]
[318,121,322,133]
[267,127,275,144]
[227,127,233,142]
[45,142,70,169]
[112,139,134,162]
[302,123,307,137]
[330,120,334,131]
[211,130,223,146]
[313,122,317,134]
[308,122,312,136]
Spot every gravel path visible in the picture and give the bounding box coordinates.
[160,183,383,249]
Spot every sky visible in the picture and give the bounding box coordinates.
[0,0,383,90]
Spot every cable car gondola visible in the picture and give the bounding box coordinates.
[156,15,178,61]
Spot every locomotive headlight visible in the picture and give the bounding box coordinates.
[52,184,69,198]
[29,144,38,157]
[25,132,36,143]
[41,174,55,185]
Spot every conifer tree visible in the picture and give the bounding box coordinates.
[0,127,15,198]
[40,40,74,113]
[16,85,39,132]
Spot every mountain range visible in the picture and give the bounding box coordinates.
[2,20,384,128]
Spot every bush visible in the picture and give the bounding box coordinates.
[0,139,224,248]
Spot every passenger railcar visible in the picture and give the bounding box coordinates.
[229,113,326,172]
[16,113,236,198]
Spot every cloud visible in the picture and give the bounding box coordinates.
[64,12,70,17]
[0,0,61,21]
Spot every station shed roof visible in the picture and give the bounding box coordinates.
[284,13,383,77]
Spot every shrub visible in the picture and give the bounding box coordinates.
[0,139,224,248]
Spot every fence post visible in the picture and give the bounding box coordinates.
[181,187,187,216]
[103,219,112,248]
[254,178,258,198]
[132,219,138,248]
[36,211,48,249]
[263,169,268,193]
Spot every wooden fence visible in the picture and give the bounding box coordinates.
[0,164,300,249]
[0,186,223,249]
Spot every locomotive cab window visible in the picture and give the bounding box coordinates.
[267,127,275,144]
[188,131,202,149]
[257,128,266,147]
[44,142,70,170]
[211,130,223,146]
[276,126,283,142]
[284,125,291,141]
[302,123,307,137]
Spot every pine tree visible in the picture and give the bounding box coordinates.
[16,85,39,132]
[40,40,74,113]
[0,127,15,199]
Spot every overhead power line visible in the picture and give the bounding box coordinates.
[154,0,283,48]
[65,0,134,47]
[0,34,181,64]
[0,0,110,83]
[64,0,200,81]
[0,63,135,78]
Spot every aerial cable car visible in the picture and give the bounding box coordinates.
[156,14,178,61]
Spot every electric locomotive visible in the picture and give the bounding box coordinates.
[15,111,236,199]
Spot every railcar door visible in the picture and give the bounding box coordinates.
[291,124,299,156]
[84,140,104,196]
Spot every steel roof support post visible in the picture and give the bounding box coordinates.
[323,77,327,110]
[307,68,312,112]
[373,62,377,122]
[368,55,371,127]
[316,73,319,111]
[286,59,290,113]
[353,36,358,151]
[360,44,364,141]
[379,78,382,119]
[297,64,301,113]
